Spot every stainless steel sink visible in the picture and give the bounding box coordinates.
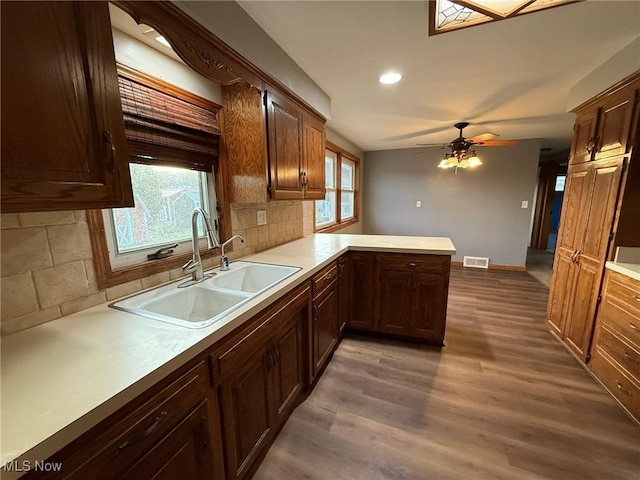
[110,262,301,328]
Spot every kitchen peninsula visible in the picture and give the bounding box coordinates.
[1,233,455,480]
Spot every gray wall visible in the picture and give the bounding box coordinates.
[363,140,541,267]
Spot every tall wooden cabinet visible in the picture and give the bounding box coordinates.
[1,1,133,212]
[547,74,639,363]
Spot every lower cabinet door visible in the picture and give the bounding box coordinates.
[313,284,338,376]
[564,255,601,361]
[378,270,413,335]
[271,307,306,426]
[411,272,448,342]
[350,252,377,330]
[219,351,272,480]
[547,247,576,336]
[121,401,215,480]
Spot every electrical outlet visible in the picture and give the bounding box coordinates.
[521,201,529,209]
[416,200,421,208]
[257,210,267,225]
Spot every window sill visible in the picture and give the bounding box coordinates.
[315,218,358,233]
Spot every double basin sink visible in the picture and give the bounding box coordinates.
[111,262,301,328]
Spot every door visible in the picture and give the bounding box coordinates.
[337,254,353,335]
[412,272,448,342]
[313,284,338,376]
[121,401,215,480]
[350,252,377,330]
[271,308,306,427]
[378,270,413,335]
[569,105,599,165]
[219,350,272,480]
[265,90,303,200]
[1,2,133,212]
[301,112,326,199]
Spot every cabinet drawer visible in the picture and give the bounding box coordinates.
[312,262,338,297]
[597,326,640,381]
[599,297,640,348]
[591,349,640,419]
[379,254,449,273]
[49,360,210,479]
[607,270,640,318]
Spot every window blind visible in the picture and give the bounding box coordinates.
[117,71,221,172]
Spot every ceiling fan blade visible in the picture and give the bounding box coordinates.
[468,133,498,143]
[476,140,518,147]
[416,143,447,147]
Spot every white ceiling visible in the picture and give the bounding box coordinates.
[238,1,640,153]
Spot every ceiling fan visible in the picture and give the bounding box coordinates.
[417,122,517,172]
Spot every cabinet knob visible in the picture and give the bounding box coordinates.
[633,295,640,303]
[408,263,417,267]
[616,381,632,396]
[630,322,638,331]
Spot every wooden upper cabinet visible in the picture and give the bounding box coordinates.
[301,112,326,200]
[569,106,599,165]
[570,76,639,166]
[1,2,133,212]
[594,86,637,160]
[265,88,326,201]
[266,89,304,200]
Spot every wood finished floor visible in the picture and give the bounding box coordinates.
[254,267,640,480]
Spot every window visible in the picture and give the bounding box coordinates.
[554,175,566,192]
[87,65,230,289]
[315,142,359,231]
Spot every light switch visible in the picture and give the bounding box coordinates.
[521,201,529,209]
[416,201,421,208]
[257,210,267,225]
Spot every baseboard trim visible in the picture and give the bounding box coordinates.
[451,261,526,272]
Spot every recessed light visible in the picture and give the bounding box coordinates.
[379,72,402,84]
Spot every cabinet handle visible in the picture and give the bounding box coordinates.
[300,171,308,187]
[633,295,640,302]
[574,250,580,265]
[103,130,116,173]
[408,263,417,267]
[570,250,577,264]
[630,323,638,331]
[616,381,632,396]
[324,273,332,280]
[117,411,167,452]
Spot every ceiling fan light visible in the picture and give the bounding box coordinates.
[467,152,482,167]
[438,159,454,169]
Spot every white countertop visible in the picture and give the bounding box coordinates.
[0,234,455,476]
[605,261,640,282]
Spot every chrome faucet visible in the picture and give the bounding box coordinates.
[180,208,220,287]
[220,235,245,271]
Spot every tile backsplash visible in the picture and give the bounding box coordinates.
[0,201,313,336]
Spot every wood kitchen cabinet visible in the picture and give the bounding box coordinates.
[211,284,310,480]
[547,73,639,363]
[265,89,326,201]
[378,254,450,343]
[547,157,625,361]
[1,1,133,212]
[221,84,326,203]
[311,263,339,380]
[349,252,378,331]
[24,360,221,480]
[590,269,640,422]
[569,77,638,165]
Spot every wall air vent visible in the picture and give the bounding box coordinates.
[463,256,489,269]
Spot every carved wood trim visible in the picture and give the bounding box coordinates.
[113,1,325,122]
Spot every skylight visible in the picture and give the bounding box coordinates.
[429,0,580,35]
